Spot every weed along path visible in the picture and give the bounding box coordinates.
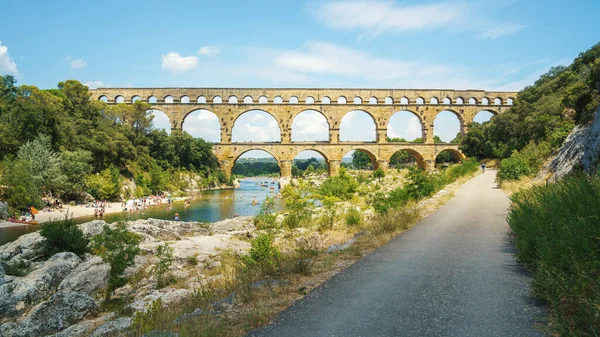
[248,171,546,337]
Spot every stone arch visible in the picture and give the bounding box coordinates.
[353,96,362,104]
[494,97,502,105]
[274,96,283,104]
[197,96,206,103]
[455,97,464,105]
[369,97,378,104]
[115,95,125,103]
[481,97,490,105]
[416,97,425,105]
[131,95,141,103]
[148,109,172,134]
[430,97,439,105]
[343,149,379,170]
[384,96,393,105]
[434,110,463,142]
[164,95,174,103]
[231,109,282,142]
[180,96,189,103]
[468,97,477,105]
[305,96,315,104]
[340,110,377,142]
[182,109,221,142]
[231,149,281,176]
[243,95,253,104]
[293,149,330,176]
[507,98,514,105]
[443,97,451,105]
[388,148,426,170]
[387,110,424,141]
[148,95,158,104]
[228,95,238,104]
[212,96,222,104]
[435,148,465,164]
[258,95,268,104]
[400,96,409,105]
[322,96,331,104]
[472,110,496,124]
[291,110,330,142]
[289,96,299,104]
[99,95,108,102]
[337,96,347,104]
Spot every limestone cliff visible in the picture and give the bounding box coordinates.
[548,105,600,181]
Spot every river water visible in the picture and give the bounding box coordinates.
[0,178,282,246]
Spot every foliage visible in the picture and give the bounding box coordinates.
[292,157,327,177]
[40,218,89,256]
[244,233,280,275]
[351,150,372,169]
[3,259,31,276]
[153,243,175,288]
[253,196,278,230]
[186,255,199,266]
[91,223,141,295]
[460,43,600,175]
[497,150,531,183]
[316,196,338,231]
[282,188,312,229]
[0,158,43,211]
[86,165,122,201]
[369,207,420,235]
[232,158,280,177]
[508,175,600,336]
[405,167,438,200]
[372,168,385,179]
[60,150,93,199]
[319,168,358,200]
[344,208,363,227]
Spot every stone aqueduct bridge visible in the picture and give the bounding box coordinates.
[90,88,517,177]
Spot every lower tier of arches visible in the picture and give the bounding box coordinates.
[213,143,464,178]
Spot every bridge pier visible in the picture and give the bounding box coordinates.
[280,160,292,178]
[328,160,341,176]
[329,129,340,143]
[377,160,389,173]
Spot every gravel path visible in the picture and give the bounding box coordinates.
[248,171,546,337]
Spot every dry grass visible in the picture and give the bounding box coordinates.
[500,175,548,196]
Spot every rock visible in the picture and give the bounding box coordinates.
[130,288,192,312]
[58,255,110,296]
[78,220,107,238]
[250,279,288,289]
[0,201,8,220]
[174,308,203,325]
[90,317,131,337]
[208,261,221,269]
[232,178,241,188]
[6,291,98,337]
[0,232,45,261]
[549,104,600,181]
[209,216,255,234]
[212,292,236,312]
[142,234,250,260]
[126,218,208,242]
[0,252,81,320]
[327,232,364,253]
[51,320,96,337]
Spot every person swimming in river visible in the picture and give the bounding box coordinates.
[251,195,258,205]
[174,212,180,221]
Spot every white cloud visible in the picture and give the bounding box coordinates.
[476,23,526,40]
[84,80,105,89]
[0,41,18,75]
[70,58,87,69]
[291,110,329,141]
[198,45,219,56]
[312,0,525,40]
[161,52,198,72]
[388,114,422,140]
[231,110,281,142]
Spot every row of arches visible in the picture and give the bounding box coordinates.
[149,108,496,143]
[103,94,514,106]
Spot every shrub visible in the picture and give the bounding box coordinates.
[186,255,199,266]
[253,196,278,230]
[369,207,420,235]
[40,218,89,256]
[498,150,531,183]
[319,168,358,200]
[244,233,280,275]
[91,223,142,295]
[292,234,321,275]
[3,259,30,276]
[508,175,600,336]
[153,242,175,288]
[405,167,437,200]
[344,208,363,227]
[372,168,385,179]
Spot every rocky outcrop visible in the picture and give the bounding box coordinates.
[0,232,45,261]
[549,105,600,181]
[0,202,8,220]
[125,218,209,242]
[58,254,110,296]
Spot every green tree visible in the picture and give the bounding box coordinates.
[352,150,371,169]
[1,158,42,211]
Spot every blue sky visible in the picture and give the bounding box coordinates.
[1,0,599,159]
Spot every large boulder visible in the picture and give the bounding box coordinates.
[0,202,8,220]
[4,291,98,337]
[58,254,110,296]
[0,232,45,261]
[90,317,132,337]
[125,218,208,241]
[77,220,107,238]
[0,252,81,320]
[209,216,255,234]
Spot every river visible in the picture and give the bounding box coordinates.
[0,178,282,247]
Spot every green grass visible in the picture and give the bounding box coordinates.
[508,174,600,336]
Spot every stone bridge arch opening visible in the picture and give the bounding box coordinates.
[291,110,329,142]
[232,110,281,143]
[434,110,462,143]
[293,150,329,177]
[343,149,378,171]
[387,110,424,142]
[340,110,376,142]
[182,109,221,142]
[148,109,172,134]
[389,149,426,170]
[435,149,464,166]
[231,150,281,177]
[473,110,496,124]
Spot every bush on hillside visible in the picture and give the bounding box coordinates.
[497,150,531,183]
[319,168,358,200]
[40,218,89,256]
